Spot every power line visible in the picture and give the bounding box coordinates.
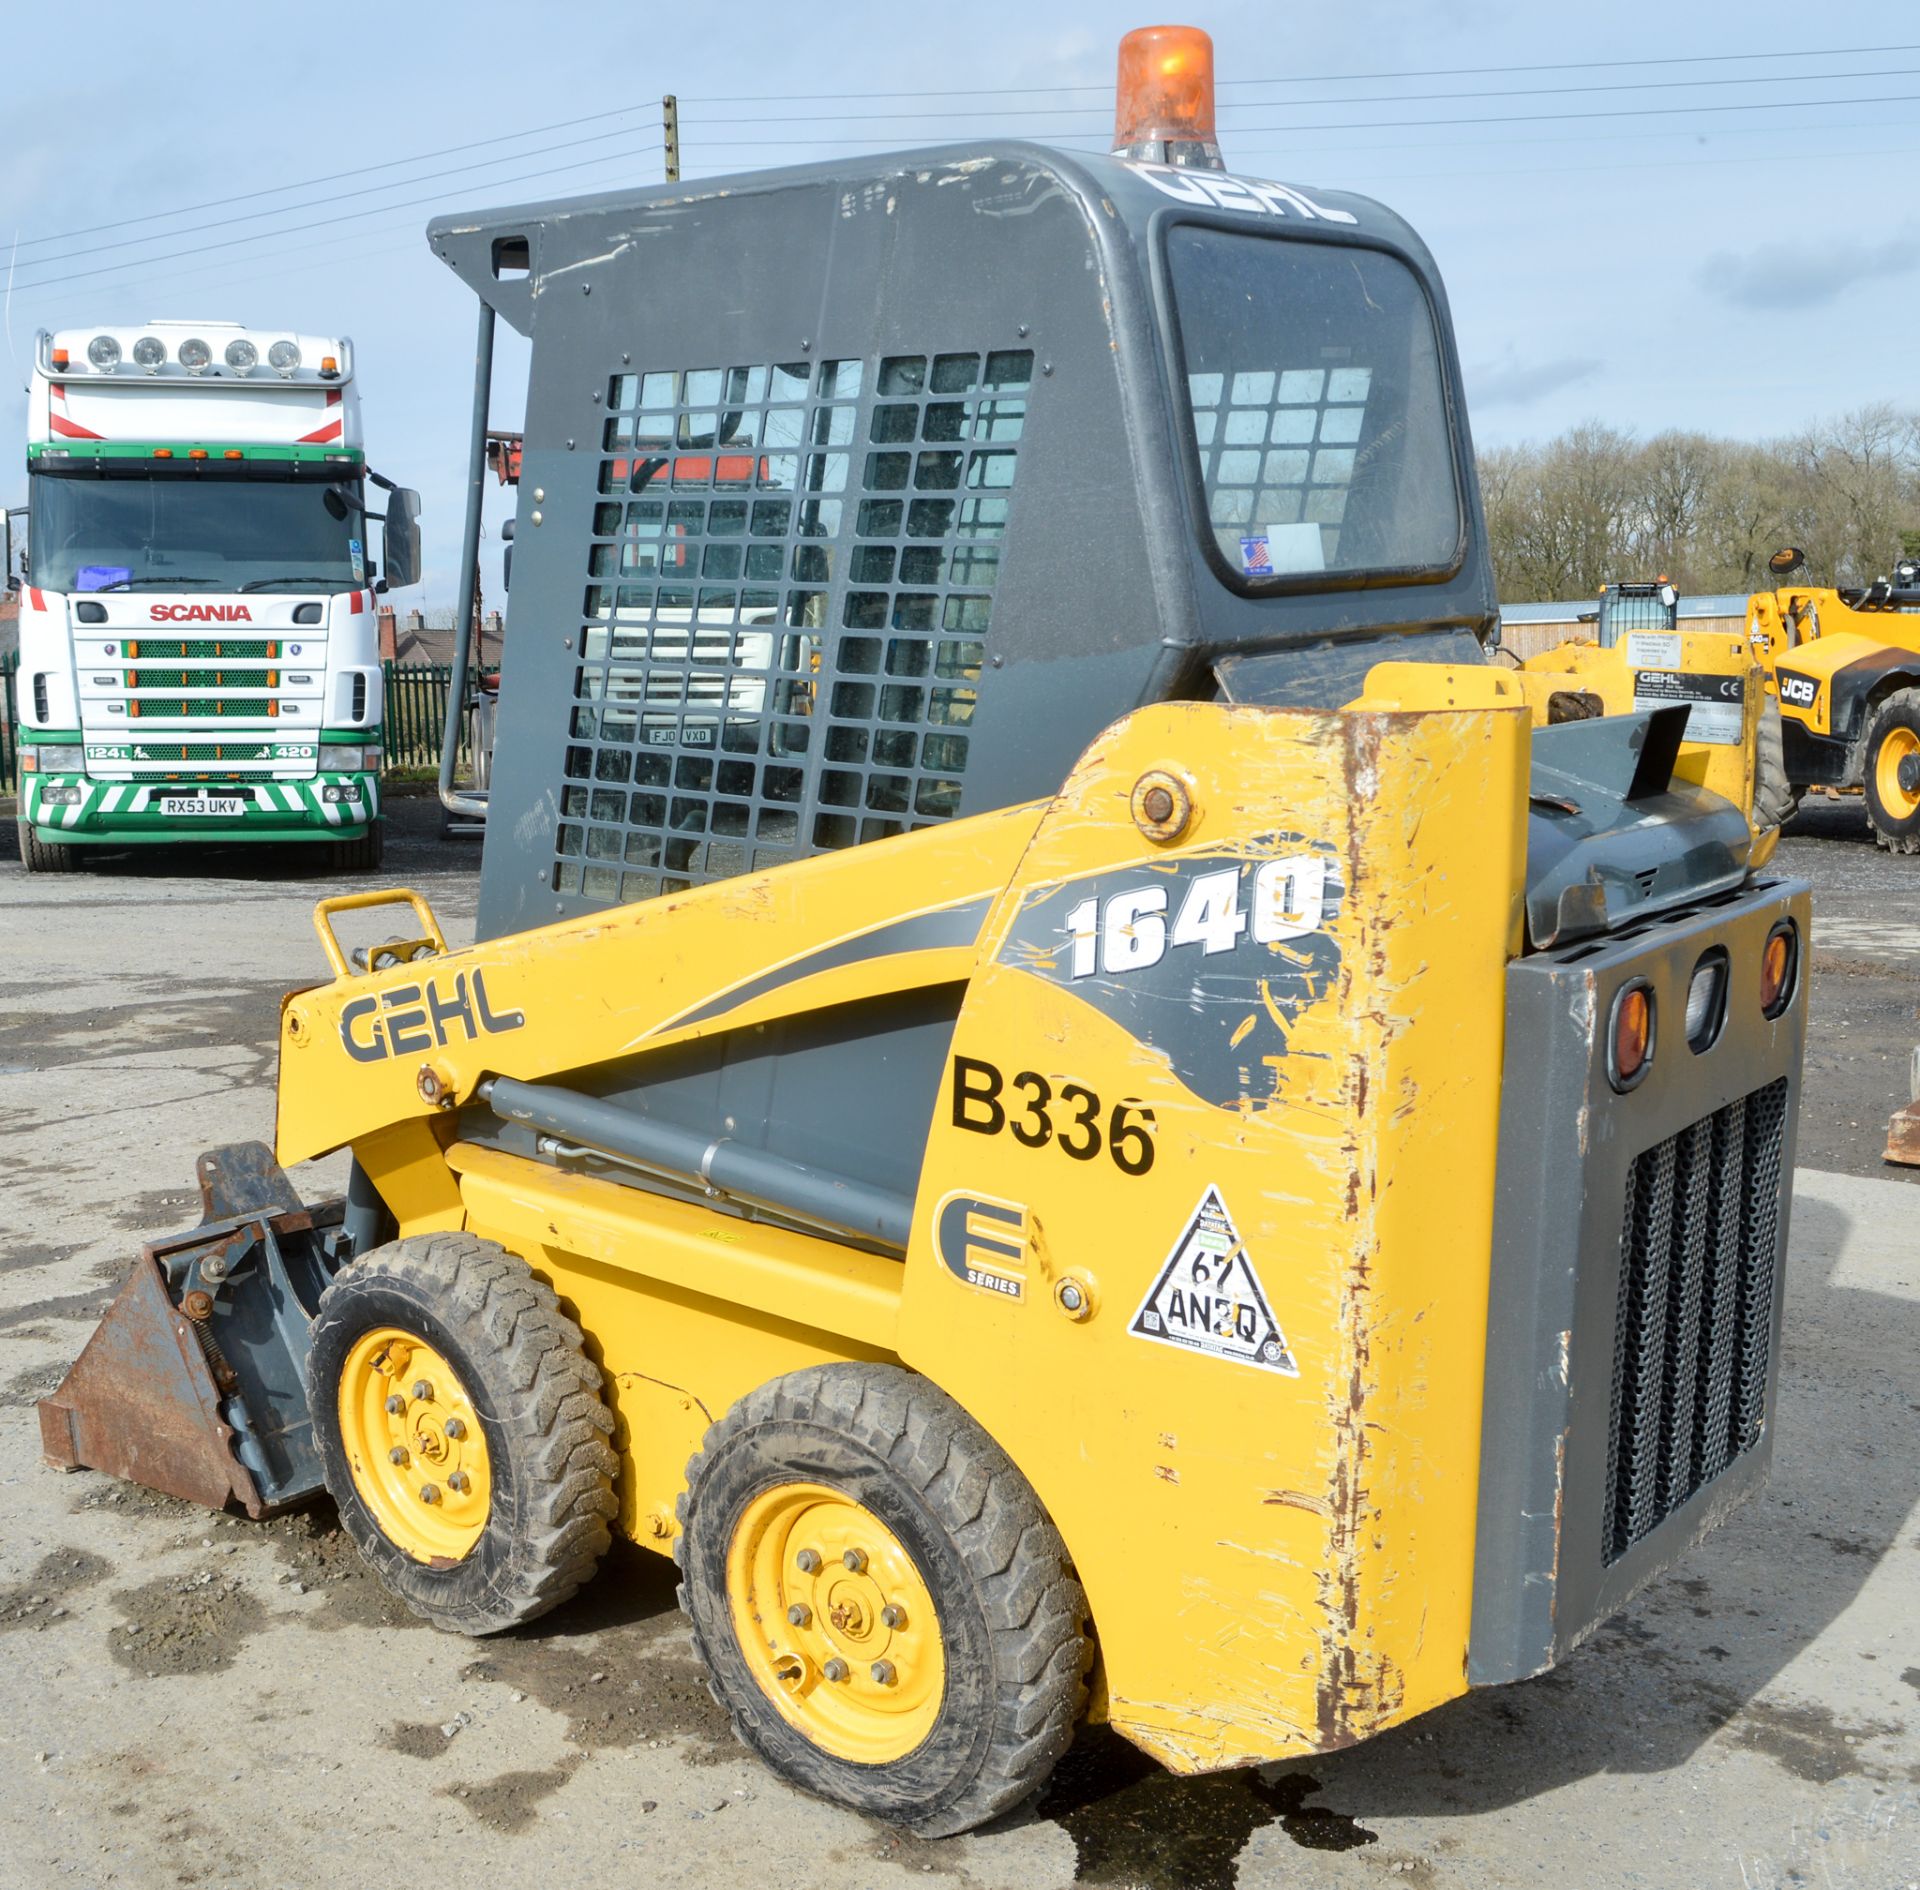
[680,43,1920,104]
[22,121,677,273]
[9,102,662,253]
[682,62,1920,128]
[7,137,663,295]
[666,87,1920,150]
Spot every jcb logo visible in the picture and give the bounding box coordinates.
[339,969,524,1063]
[1778,671,1818,710]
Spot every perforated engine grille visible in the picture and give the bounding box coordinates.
[555,348,1032,906]
[1603,1078,1788,1563]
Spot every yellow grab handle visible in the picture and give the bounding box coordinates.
[310,886,449,981]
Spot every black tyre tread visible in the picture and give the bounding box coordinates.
[677,1361,1090,1837]
[1865,688,1920,854]
[327,821,385,874]
[309,1231,616,1634]
[18,822,79,874]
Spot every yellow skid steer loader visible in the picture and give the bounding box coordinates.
[40,27,1809,1835]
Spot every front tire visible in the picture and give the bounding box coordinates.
[327,820,385,874]
[677,1363,1090,1836]
[306,1232,617,1634]
[18,821,79,873]
[1863,689,1920,854]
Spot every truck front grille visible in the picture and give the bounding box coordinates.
[1603,1077,1788,1563]
[128,698,278,720]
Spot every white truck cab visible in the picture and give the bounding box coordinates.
[13,322,421,871]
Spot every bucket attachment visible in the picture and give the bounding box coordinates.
[38,1142,345,1517]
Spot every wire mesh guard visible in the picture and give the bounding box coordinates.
[555,348,1034,905]
[1602,1078,1788,1564]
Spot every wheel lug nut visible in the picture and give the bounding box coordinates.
[787,1603,812,1627]
[842,1548,867,1573]
[822,1658,849,1683]
[443,1417,466,1440]
[795,1548,821,1573]
[448,1470,470,1494]
[384,1394,405,1415]
[388,1445,409,1465]
[418,1483,440,1504]
[411,1380,433,1402]
[871,1660,897,1686]
[881,1604,906,1629]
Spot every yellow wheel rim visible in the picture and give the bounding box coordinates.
[726,1481,945,1764]
[337,1328,491,1564]
[1874,724,1920,820]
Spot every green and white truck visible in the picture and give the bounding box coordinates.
[12,322,420,872]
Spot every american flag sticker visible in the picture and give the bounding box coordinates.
[1239,533,1273,575]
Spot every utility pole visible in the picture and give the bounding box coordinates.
[663,95,680,182]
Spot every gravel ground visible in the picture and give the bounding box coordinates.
[0,793,1914,1890]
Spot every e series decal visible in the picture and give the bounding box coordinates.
[339,968,525,1062]
[950,1056,1157,1175]
[932,1191,1030,1300]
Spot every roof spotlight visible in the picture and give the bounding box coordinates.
[224,338,258,372]
[87,334,121,370]
[268,339,301,376]
[132,335,167,373]
[178,337,212,372]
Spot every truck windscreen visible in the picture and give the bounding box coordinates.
[27,469,362,593]
[1167,228,1459,586]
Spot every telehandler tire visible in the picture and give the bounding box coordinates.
[676,1362,1090,1836]
[1863,689,1920,854]
[306,1232,617,1635]
[17,821,79,873]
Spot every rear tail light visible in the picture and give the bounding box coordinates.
[1609,981,1655,1092]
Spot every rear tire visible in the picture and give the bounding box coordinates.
[677,1362,1090,1836]
[1863,689,1920,854]
[306,1231,617,1635]
[17,821,79,874]
[327,820,384,874]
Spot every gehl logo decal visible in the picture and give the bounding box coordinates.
[339,970,524,1063]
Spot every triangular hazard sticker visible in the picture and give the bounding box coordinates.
[1129,1185,1298,1376]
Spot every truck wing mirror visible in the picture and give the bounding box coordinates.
[383,488,423,591]
[1,512,13,594]
[1768,546,1806,579]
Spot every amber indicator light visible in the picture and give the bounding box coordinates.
[1760,923,1796,1017]
[1609,983,1654,1090]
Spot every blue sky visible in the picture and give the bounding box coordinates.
[3,0,1915,602]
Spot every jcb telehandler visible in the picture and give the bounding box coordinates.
[41,27,1809,1835]
[1747,545,1920,851]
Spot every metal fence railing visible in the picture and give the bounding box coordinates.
[0,655,463,794]
[382,660,466,771]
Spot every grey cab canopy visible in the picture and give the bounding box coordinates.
[427,141,1498,937]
